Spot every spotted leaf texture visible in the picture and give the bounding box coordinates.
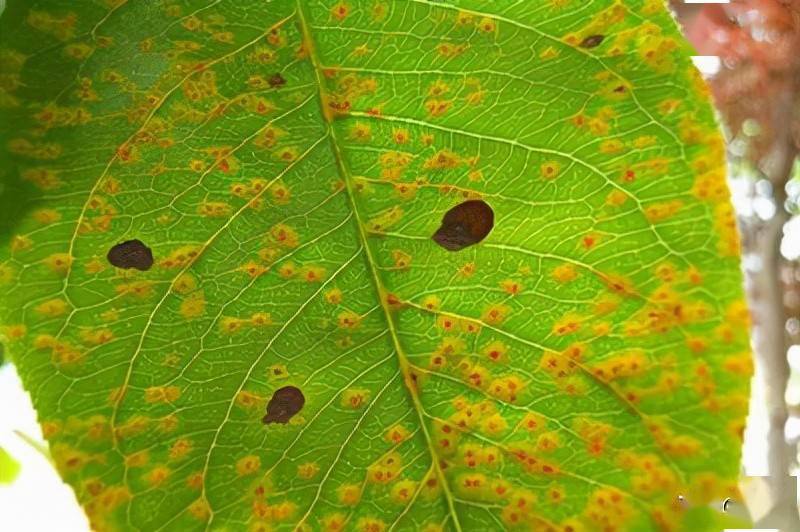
[0,1,751,531]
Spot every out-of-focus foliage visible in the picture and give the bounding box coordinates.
[674,0,800,167]
[0,446,21,485]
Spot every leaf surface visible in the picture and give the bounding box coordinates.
[0,1,751,531]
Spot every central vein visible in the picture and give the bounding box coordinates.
[295,3,462,530]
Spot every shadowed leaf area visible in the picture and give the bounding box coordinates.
[0,1,752,531]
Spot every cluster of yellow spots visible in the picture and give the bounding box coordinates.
[379,150,413,180]
[156,246,200,270]
[82,484,131,531]
[26,10,76,41]
[115,280,154,299]
[617,451,677,498]
[644,199,682,223]
[21,167,61,190]
[35,297,69,318]
[7,138,62,159]
[423,149,462,170]
[231,178,291,208]
[79,194,117,234]
[34,103,92,130]
[366,205,403,232]
[508,441,561,476]
[114,415,149,440]
[80,328,114,346]
[33,334,83,366]
[487,374,525,402]
[622,277,714,339]
[366,451,401,484]
[584,487,632,531]
[51,443,94,476]
[322,71,378,119]
[235,93,276,116]
[144,385,181,404]
[251,500,296,527]
[645,418,702,457]
[459,443,502,469]
[198,200,232,217]
[436,42,468,59]
[435,315,478,335]
[219,312,272,334]
[588,351,646,382]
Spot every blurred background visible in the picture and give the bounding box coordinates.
[3,0,800,530]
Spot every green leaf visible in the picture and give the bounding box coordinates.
[0,446,21,485]
[0,1,751,531]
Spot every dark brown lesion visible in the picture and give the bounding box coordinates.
[268,73,286,87]
[106,239,154,271]
[263,386,305,424]
[432,200,494,251]
[580,35,604,48]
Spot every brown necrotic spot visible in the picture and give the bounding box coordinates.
[263,386,304,424]
[432,200,494,251]
[269,73,286,88]
[107,239,153,271]
[580,35,604,48]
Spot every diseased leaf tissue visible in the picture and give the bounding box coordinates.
[0,1,751,531]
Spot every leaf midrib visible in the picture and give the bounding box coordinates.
[295,2,462,530]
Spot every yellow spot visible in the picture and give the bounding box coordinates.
[173,273,197,294]
[297,462,319,479]
[125,450,149,468]
[35,298,68,317]
[384,424,411,444]
[43,253,72,275]
[540,161,561,179]
[337,483,362,505]
[169,438,192,460]
[341,388,370,409]
[236,455,261,476]
[180,292,206,319]
[220,316,246,334]
[325,288,343,304]
[250,312,272,326]
[145,466,171,486]
[337,310,361,329]
[188,498,210,521]
[481,304,509,325]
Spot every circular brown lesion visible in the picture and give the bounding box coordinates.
[263,386,305,424]
[106,239,154,271]
[432,200,494,251]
